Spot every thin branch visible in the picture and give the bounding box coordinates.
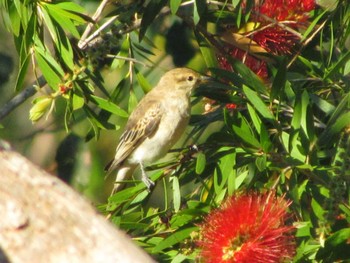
[78,0,112,49]
[287,20,327,68]
[106,54,153,68]
[0,76,46,121]
[79,15,119,50]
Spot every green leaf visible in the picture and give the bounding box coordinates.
[45,3,81,38]
[193,0,206,25]
[72,93,84,110]
[243,85,274,121]
[9,3,20,36]
[324,50,350,80]
[301,9,327,41]
[195,32,218,68]
[214,147,235,194]
[320,111,350,144]
[136,70,152,93]
[310,94,335,117]
[34,36,65,76]
[34,52,62,89]
[270,59,287,101]
[128,90,139,114]
[90,95,129,118]
[195,152,206,175]
[172,176,181,212]
[209,68,244,87]
[55,1,86,14]
[170,0,182,14]
[39,5,58,42]
[319,93,350,144]
[247,103,261,133]
[139,0,167,41]
[316,228,350,261]
[15,52,30,91]
[255,155,266,172]
[229,58,267,94]
[300,90,315,140]
[311,197,325,220]
[231,112,261,148]
[56,27,75,70]
[152,226,197,253]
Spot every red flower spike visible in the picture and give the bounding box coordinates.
[256,0,315,22]
[198,192,295,263]
[253,27,300,55]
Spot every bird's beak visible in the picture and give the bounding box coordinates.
[199,75,213,83]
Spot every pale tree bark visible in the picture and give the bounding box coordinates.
[0,146,155,263]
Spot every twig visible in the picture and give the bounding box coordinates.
[106,54,152,68]
[0,76,46,121]
[79,15,119,50]
[287,19,327,68]
[78,0,112,49]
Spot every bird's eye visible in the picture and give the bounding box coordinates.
[187,75,194,81]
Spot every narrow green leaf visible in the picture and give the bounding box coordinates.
[15,52,30,91]
[229,57,267,94]
[170,0,182,14]
[271,59,287,101]
[310,94,335,116]
[9,3,20,36]
[255,155,267,172]
[172,176,181,212]
[301,9,327,41]
[35,52,62,89]
[136,70,152,93]
[243,85,274,121]
[195,32,218,68]
[152,227,198,253]
[56,27,75,70]
[300,90,314,140]
[316,228,350,261]
[231,112,261,148]
[72,93,84,110]
[39,5,58,42]
[195,152,206,175]
[45,4,81,38]
[90,95,129,118]
[324,50,350,80]
[193,0,206,25]
[55,1,86,13]
[320,111,350,144]
[247,103,261,133]
[139,0,167,41]
[128,90,139,114]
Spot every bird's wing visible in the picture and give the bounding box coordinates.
[105,102,162,172]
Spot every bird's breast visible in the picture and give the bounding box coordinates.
[128,96,191,164]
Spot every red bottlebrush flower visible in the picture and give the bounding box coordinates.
[217,47,268,79]
[253,27,301,55]
[198,192,295,263]
[257,0,315,22]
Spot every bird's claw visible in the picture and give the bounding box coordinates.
[142,176,155,192]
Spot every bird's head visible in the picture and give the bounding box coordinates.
[159,68,209,95]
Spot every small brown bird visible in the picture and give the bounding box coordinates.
[105,68,207,193]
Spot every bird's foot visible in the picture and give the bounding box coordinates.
[142,175,155,192]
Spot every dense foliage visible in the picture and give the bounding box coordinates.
[1,0,350,261]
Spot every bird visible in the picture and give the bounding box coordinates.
[105,68,207,194]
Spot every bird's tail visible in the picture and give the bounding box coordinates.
[110,165,137,194]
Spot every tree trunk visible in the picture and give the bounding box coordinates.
[0,146,155,263]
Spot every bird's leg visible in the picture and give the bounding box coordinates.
[139,162,155,191]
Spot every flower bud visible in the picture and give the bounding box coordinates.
[29,96,53,123]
